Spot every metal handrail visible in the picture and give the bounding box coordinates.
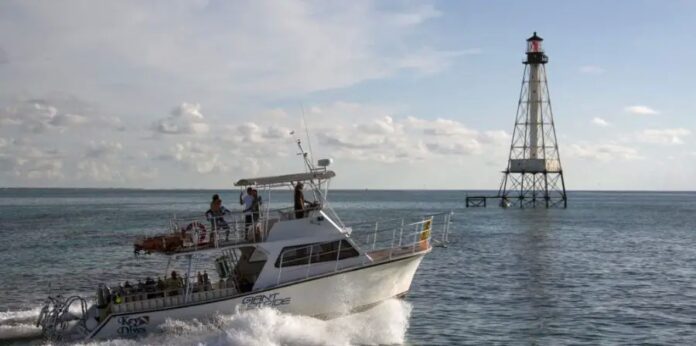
[171,205,324,227]
[351,211,452,249]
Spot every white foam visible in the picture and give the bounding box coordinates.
[0,307,40,324]
[0,323,43,340]
[75,298,412,346]
[0,308,43,342]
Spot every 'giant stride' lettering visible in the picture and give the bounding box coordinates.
[242,293,291,309]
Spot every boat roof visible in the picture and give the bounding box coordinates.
[234,170,336,187]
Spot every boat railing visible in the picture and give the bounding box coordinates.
[350,211,452,250]
[108,280,239,314]
[169,204,324,231]
[137,205,326,254]
[275,212,452,285]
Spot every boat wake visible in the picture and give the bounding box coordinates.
[0,307,43,343]
[0,299,412,346]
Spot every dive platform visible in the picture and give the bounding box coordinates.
[465,195,512,208]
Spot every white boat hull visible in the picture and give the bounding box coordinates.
[88,253,426,340]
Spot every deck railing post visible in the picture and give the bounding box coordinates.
[372,222,379,250]
[443,213,450,243]
[389,224,397,259]
[398,219,405,247]
[184,254,193,303]
[305,245,314,279]
[412,228,419,253]
[335,241,342,271]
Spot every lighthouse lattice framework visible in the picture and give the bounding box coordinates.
[498,32,567,208]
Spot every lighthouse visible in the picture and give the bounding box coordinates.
[498,32,567,208]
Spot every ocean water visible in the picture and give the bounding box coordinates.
[1,189,695,345]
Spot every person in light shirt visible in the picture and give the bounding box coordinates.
[239,187,254,231]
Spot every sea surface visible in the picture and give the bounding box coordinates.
[1,189,695,345]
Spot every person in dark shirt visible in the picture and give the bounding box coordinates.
[294,182,307,219]
[206,194,231,241]
[251,189,262,222]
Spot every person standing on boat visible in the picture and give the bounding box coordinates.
[251,188,262,223]
[206,194,231,241]
[240,187,255,232]
[294,182,306,219]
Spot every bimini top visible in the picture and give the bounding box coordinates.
[234,170,336,187]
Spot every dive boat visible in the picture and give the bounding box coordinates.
[36,145,451,341]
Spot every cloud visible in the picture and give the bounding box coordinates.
[569,143,643,161]
[154,102,209,135]
[0,141,64,179]
[77,160,120,182]
[634,128,691,145]
[395,48,481,76]
[356,116,398,135]
[426,140,480,155]
[579,65,604,75]
[0,2,467,97]
[160,141,229,174]
[0,96,120,133]
[592,117,610,127]
[625,105,659,115]
[306,102,508,163]
[85,141,123,158]
[386,4,441,27]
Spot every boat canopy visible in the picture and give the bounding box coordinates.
[234,170,335,187]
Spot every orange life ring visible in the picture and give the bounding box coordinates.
[184,222,207,244]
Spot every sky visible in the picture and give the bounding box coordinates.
[1,0,695,190]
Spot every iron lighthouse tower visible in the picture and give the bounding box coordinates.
[498,32,567,208]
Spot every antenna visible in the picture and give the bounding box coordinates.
[296,139,313,172]
[301,103,315,163]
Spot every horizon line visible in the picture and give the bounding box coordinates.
[1,187,695,193]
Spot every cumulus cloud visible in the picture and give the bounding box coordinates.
[307,103,508,163]
[230,122,294,144]
[625,105,658,115]
[569,143,643,161]
[77,160,120,182]
[85,141,123,158]
[162,141,229,174]
[426,140,480,155]
[592,117,610,127]
[414,118,478,137]
[480,130,510,144]
[0,141,64,180]
[0,96,121,134]
[154,103,209,135]
[356,116,398,135]
[634,128,691,145]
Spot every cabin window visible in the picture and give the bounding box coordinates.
[275,240,359,267]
